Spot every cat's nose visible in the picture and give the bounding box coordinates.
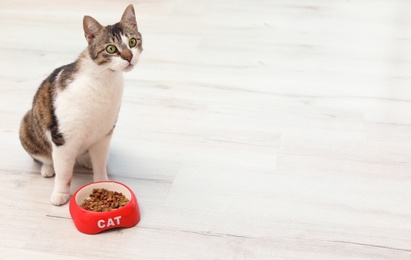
[121,50,133,62]
[124,55,132,62]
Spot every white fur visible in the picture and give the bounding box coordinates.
[49,48,135,205]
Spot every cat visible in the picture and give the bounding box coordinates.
[19,4,143,206]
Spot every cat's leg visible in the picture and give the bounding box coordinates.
[20,111,55,177]
[50,146,76,206]
[89,134,112,182]
[76,150,93,169]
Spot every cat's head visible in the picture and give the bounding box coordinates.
[83,5,142,72]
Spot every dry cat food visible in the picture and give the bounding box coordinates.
[81,188,129,212]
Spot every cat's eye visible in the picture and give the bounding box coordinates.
[129,38,137,48]
[106,45,117,54]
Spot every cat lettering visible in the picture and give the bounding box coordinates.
[97,216,122,229]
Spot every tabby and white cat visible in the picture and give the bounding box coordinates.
[19,5,142,206]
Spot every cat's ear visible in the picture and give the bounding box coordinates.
[83,16,103,44]
[121,4,138,30]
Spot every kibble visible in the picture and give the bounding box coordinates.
[81,188,129,212]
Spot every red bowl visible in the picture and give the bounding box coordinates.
[69,181,140,234]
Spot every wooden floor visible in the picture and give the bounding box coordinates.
[1,0,411,259]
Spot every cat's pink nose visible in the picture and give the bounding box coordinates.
[121,50,133,62]
[124,55,132,62]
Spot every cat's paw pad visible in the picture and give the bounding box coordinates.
[41,165,55,178]
[50,192,70,206]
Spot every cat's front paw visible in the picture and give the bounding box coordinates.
[50,192,70,206]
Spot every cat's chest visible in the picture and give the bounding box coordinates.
[54,72,124,141]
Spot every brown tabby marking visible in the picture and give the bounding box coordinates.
[19,66,71,160]
[20,86,52,157]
